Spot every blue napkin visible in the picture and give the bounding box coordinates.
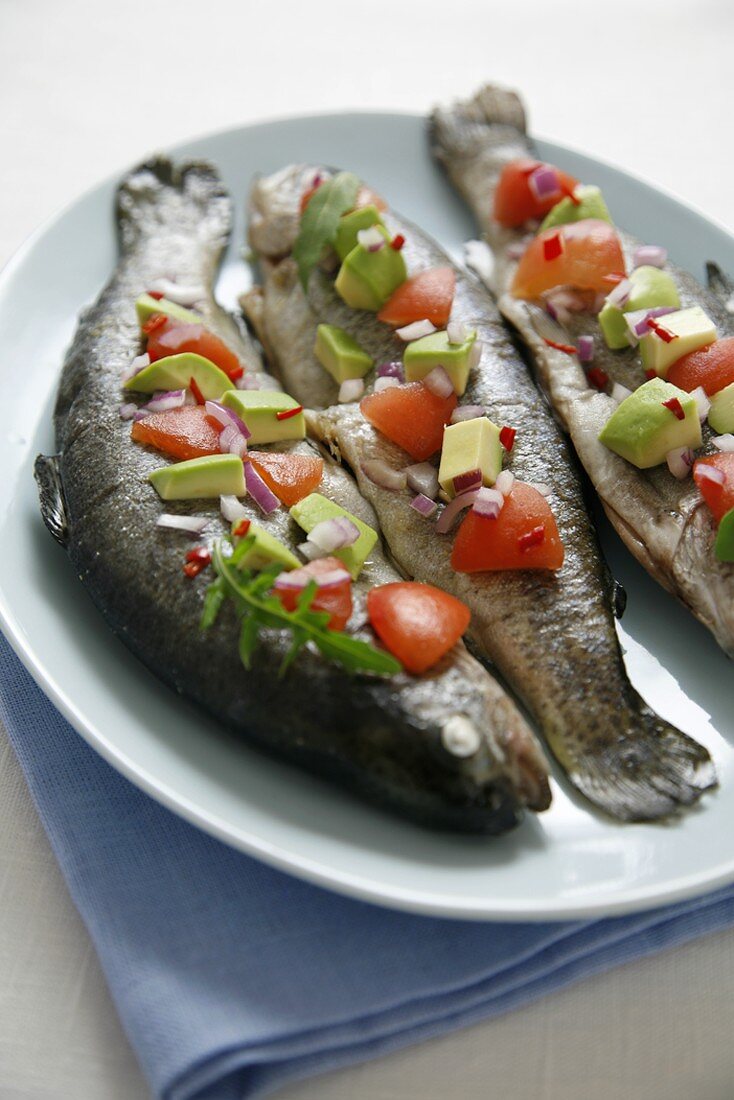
[2,633,733,1100]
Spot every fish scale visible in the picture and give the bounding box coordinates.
[247,163,716,822]
[430,83,734,657]
[34,155,550,834]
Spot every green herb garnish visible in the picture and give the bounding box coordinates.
[293,171,360,290]
[201,538,401,678]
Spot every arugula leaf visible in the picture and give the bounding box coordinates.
[203,538,402,678]
[292,171,360,290]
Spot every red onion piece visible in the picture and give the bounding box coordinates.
[528,164,561,201]
[452,468,482,495]
[405,462,439,499]
[244,460,279,514]
[626,305,677,341]
[275,566,350,592]
[119,402,138,420]
[143,389,186,414]
[360,458,407,491]
[308,516,360,552]
[713,434,734,452]
[605,278,632,308]
[205,399,251,439]
[577,336,594,364]
[357,226,385,252]
[338,378,365,403]
[527,482,552,498]
[132,409,152,422]
[396,319,436,342]
[666,446,695,479]
[505,239,528,262]
[377,361,404,380]
[423,365,454,398]
[410,493,438,518]
[633,245,667,270]
[494,470,515,497]
[236,374,261,390]
[447,321,468,345]
[156,513,208,535]
[450,405,486,424]
[374,377,399,393]
[472,487,504,518]
[220,495,248,523]
[691,386,711,423]
[121,352,150,383]
[147,278,206,306]
[696,465,726,487]
[297,540,323,562]
[435,490,481,534]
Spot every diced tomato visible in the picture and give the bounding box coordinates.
[511,219,625,300]
[667,337,734,397]
[376,268,456,328]
[451,482,564,572]
[248,450,323,506]
[131,405,221,460]
[366,582,470,674]
[693,454,734,524]
[360,382,457,461]
[146,319,242,381]
[493,159,578,228]
[274,557,352,631]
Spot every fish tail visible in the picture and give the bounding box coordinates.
[115,156,231,257]
[705,261,734,311]
[34,454,68,549]
[565,695,716,822]
[429,83,528,171]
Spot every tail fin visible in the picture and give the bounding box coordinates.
[116,156,231,257]
[706,261,734,313]
[430,83,528,167]
[564,695,716,822]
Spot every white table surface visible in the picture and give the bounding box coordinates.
[2,1,733,1097]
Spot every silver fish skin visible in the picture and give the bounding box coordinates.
[35,157,550,833]
[430,84,734,657]
[247,164,716,822]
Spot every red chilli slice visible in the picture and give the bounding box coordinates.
[500,426,516,451]
[645,368,657,380]
[543,337,578,355]
[663,396,685,420]
[183,547,211,578]
[602,272,627,287]
[276,405,303,421]
[543,233,563,261]
[143,313,168,335]
[587,367,609,391]
[233,519,251,537]
[648,317,677,344]
[390,234,406,251]
[519,525,545,552]
[147,290,164,301]
[189,376,205,405]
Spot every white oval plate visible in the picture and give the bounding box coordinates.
[1,112,732,921]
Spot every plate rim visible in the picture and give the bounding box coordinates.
[1,109,733,922]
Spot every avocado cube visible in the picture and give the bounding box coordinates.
[314,324,374,383]
[335,227,407,312]
[599,266,681,350]
[403,329,477,396]
[125,353,231,399]
[438,418,502,497]
[149,454,245,500]
[289,493,377,578]
[135,293,202,328]
[715,507,734,563]
[598,377,702,468]
[540,185,612,232]
[708,382,734,435]
[335,205,385,262]
[221,390,305,445]
[639,306,717,378]
[235,522,300,572]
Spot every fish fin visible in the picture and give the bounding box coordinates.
[567,698,716,822]
[430,84,527,166]
[705,261,734,313]
[115,156,231,256]
[34,454,69,549]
